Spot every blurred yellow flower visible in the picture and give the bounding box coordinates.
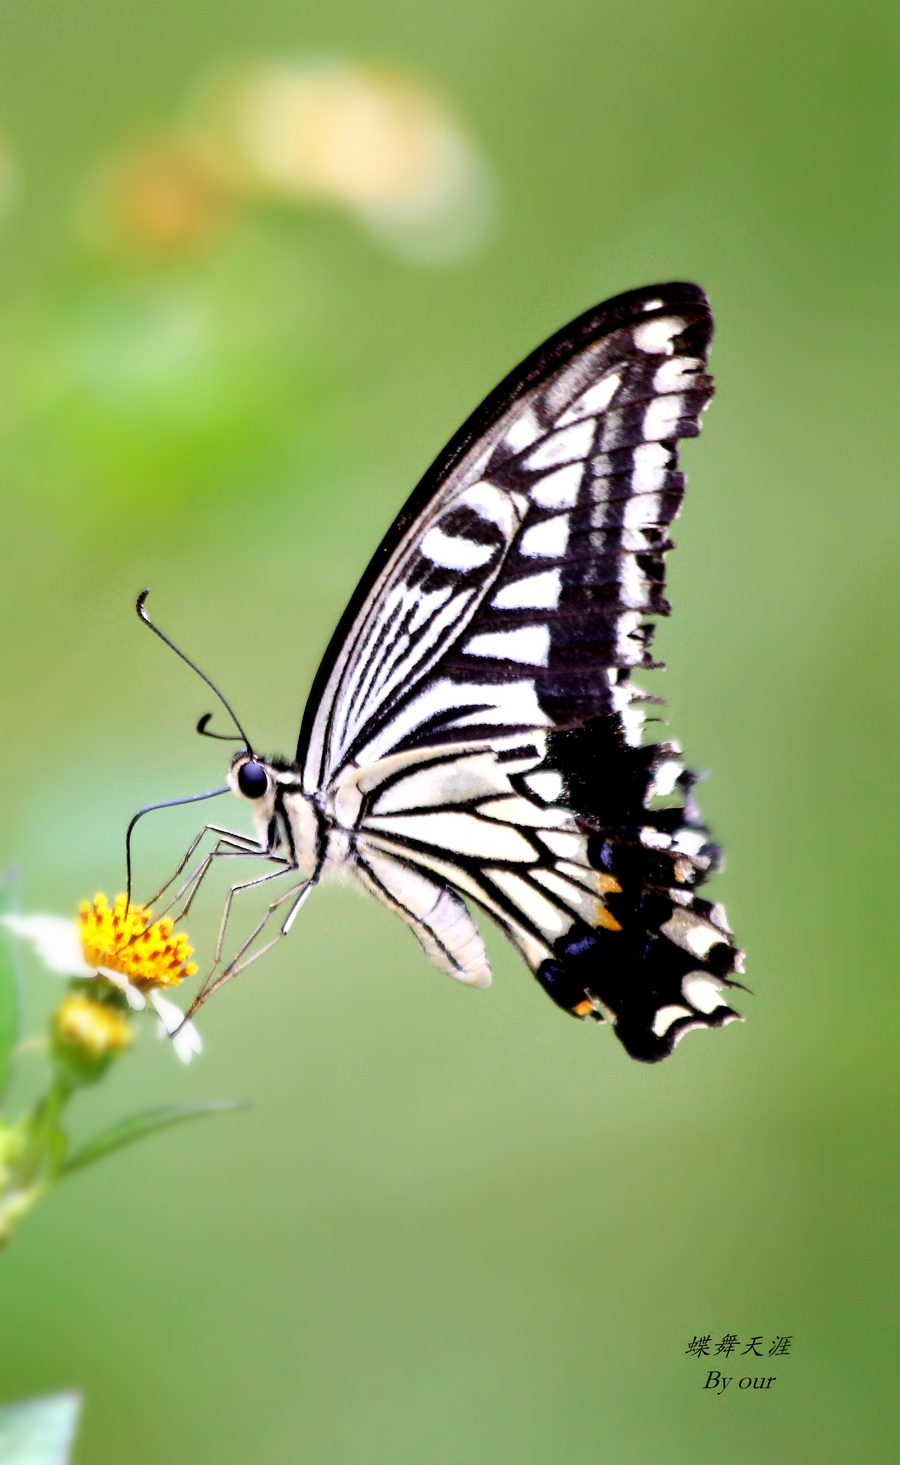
[53,994,132,1061]
[80,139,229,256]
[78,893,197,991]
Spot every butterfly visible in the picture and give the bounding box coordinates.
[135,281,744,1062]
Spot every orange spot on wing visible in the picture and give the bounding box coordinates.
[596,906,622,932]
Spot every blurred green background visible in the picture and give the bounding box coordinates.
[0,1,898,1461]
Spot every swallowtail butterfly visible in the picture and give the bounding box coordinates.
[139,281,744,1062]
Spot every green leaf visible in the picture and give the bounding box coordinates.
[0,872,20,1100]
[0,1393,81,1464]
[61,1099,248,1176]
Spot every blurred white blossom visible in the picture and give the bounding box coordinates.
[191,59,496,265]
[0,913,93,977]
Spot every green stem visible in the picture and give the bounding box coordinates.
[0,1078,74,1248]
[13,1077,72,1190]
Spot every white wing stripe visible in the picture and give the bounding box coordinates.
[464,625,550,665]
[537,829,590,860]
[501,407,543,453]
[524,418,595,470]
[643,394,684,441]
[621,493,662,530]
[369,752,519,816]
[491,570,561,610]
[653,1004,693,1036]
[356,678,550,765]
[365,810,538,861]
[520,515,570,558]
[353,844,491,987]
[530,463,583,509]
[632,315,684,353]
[619,557,650,609]
[531,867,606,923]
[654,356,702,391]
[316,483,522,775]
[682,974,725,1013]
[524,770,564,801]
[361,834,555,971]
[478,795,575,830]
[342,583,478,750]
[420,527,496,570]
[488,870,571,936]
[462,480,521,526]
[555,373,621,426]
[629,440,672,491]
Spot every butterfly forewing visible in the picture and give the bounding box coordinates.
[301,282,743,1061]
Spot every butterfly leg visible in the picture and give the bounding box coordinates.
[109,838,281,972]
[144,824,265,909]
[211,862,300,968]
[186,876,312,1017]
[161,839,289,928]
[152,840,253,923]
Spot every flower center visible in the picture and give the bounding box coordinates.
[78,893,197,990]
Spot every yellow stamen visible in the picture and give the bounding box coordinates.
[78,893,198,990]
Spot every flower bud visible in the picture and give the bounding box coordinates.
[52,994,132,1082]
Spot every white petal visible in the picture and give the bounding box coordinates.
[0,914,94,976]
[98,967,146,1010]
[171,1023,203,1064]
[150,991,181,1031]
[150,992,202,1064]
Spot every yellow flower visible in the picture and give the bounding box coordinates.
[78,893,198,991]
[79,138,229,257]
[53,994,132,1060]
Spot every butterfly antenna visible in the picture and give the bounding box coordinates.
[196,712,245,742]
[136,590,254,753]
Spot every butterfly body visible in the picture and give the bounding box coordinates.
[185,281,744,1061]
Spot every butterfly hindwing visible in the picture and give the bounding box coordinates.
[331,721,742,1062]
[305,282,743,1061]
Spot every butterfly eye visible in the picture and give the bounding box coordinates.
[237,760,268,799]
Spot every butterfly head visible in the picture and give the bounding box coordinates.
[227,751,295,854]
[228,751,274,803]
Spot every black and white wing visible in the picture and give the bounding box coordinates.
[301,282,744,1062]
